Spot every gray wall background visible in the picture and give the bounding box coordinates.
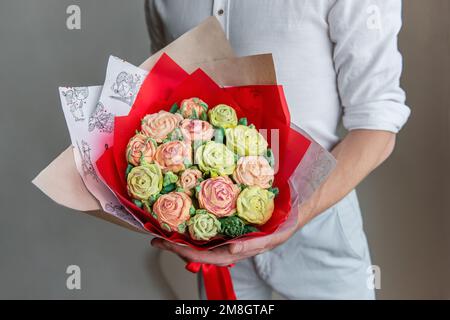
[0,0,448,299]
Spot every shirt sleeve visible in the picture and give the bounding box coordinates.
[328,0,411,133]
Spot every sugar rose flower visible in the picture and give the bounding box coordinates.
[141,111,183,143]
[153,192,192,233]
[180,97,208,119]
[155,141,192,173]
[237,187,275,225]
[188,211,220,241]
[233,156,274,188]
[177,168,203,196]
[179,119,214,142]
[127,164,163,201]
[208,104,238,129]
[198,176,240,217]
[126,133,157,166]
[225,125,268,156]
[195,141,236,176]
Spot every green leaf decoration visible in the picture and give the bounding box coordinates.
[161,223,171,232]
[125,164,134,178]
[238,184,247,191]
[244,225,259,234]
[219,216,247,238]
[161,183,176,194]
[214,127,225,144]
[178,223,186,233]
[148,194,160,206]
[168,128,183,141]
[210,171,219,178]
[169,103,179,114]
[268,187,279,197]
[191,109,199,120]
[183,158,192,169]
[200,111,208,121]
[238,117,248,126]
[265,148,275,168]
[163,172,178,187]
[132,199,143,208]
[194,185,202,198]
[189,206,196,216]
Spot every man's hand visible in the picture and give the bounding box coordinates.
[151,218,299,266]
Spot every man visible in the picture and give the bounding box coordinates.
[147,0,411,300]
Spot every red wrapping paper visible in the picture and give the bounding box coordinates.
[96,54,312,300]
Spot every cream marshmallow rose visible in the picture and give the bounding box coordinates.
[225,125,268,156]
[127,163,163,201]
[187,210,221,241]
[208,104,238,129]
[237,186,275,225]
[195,141,236,177]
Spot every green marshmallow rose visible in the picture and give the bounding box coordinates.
[127,163,163,201]
[225,125,268,156]
[219,216,247,238]
[237,186,275,225]
[188,210,221,241]
[195,141,236,176]
[208,104,238,129]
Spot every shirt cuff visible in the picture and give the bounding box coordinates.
[342,101,411,133]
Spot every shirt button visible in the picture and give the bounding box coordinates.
[217,9,224,16]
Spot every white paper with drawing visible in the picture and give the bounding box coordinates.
[58,56,149,229]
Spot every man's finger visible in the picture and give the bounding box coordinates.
[229,234,277,255]
[153,239,235,265]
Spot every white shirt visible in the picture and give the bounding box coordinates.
[146,0,411,150]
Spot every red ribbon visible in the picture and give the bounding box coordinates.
[185,262,237,300]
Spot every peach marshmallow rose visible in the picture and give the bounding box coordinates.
[154,140,192,174]
[141,110,183,143]
[233,156,274,189]
[152,192,192,233]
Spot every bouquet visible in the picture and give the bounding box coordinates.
[33,17,335,300]
[124,98,276,241]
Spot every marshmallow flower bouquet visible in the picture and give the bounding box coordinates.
[96,53,311,250]
[124,99,275,241]
[33,18,335,300]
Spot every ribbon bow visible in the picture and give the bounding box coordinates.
[185,262,237,300]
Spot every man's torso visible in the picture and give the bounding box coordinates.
[151,0,341,150]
